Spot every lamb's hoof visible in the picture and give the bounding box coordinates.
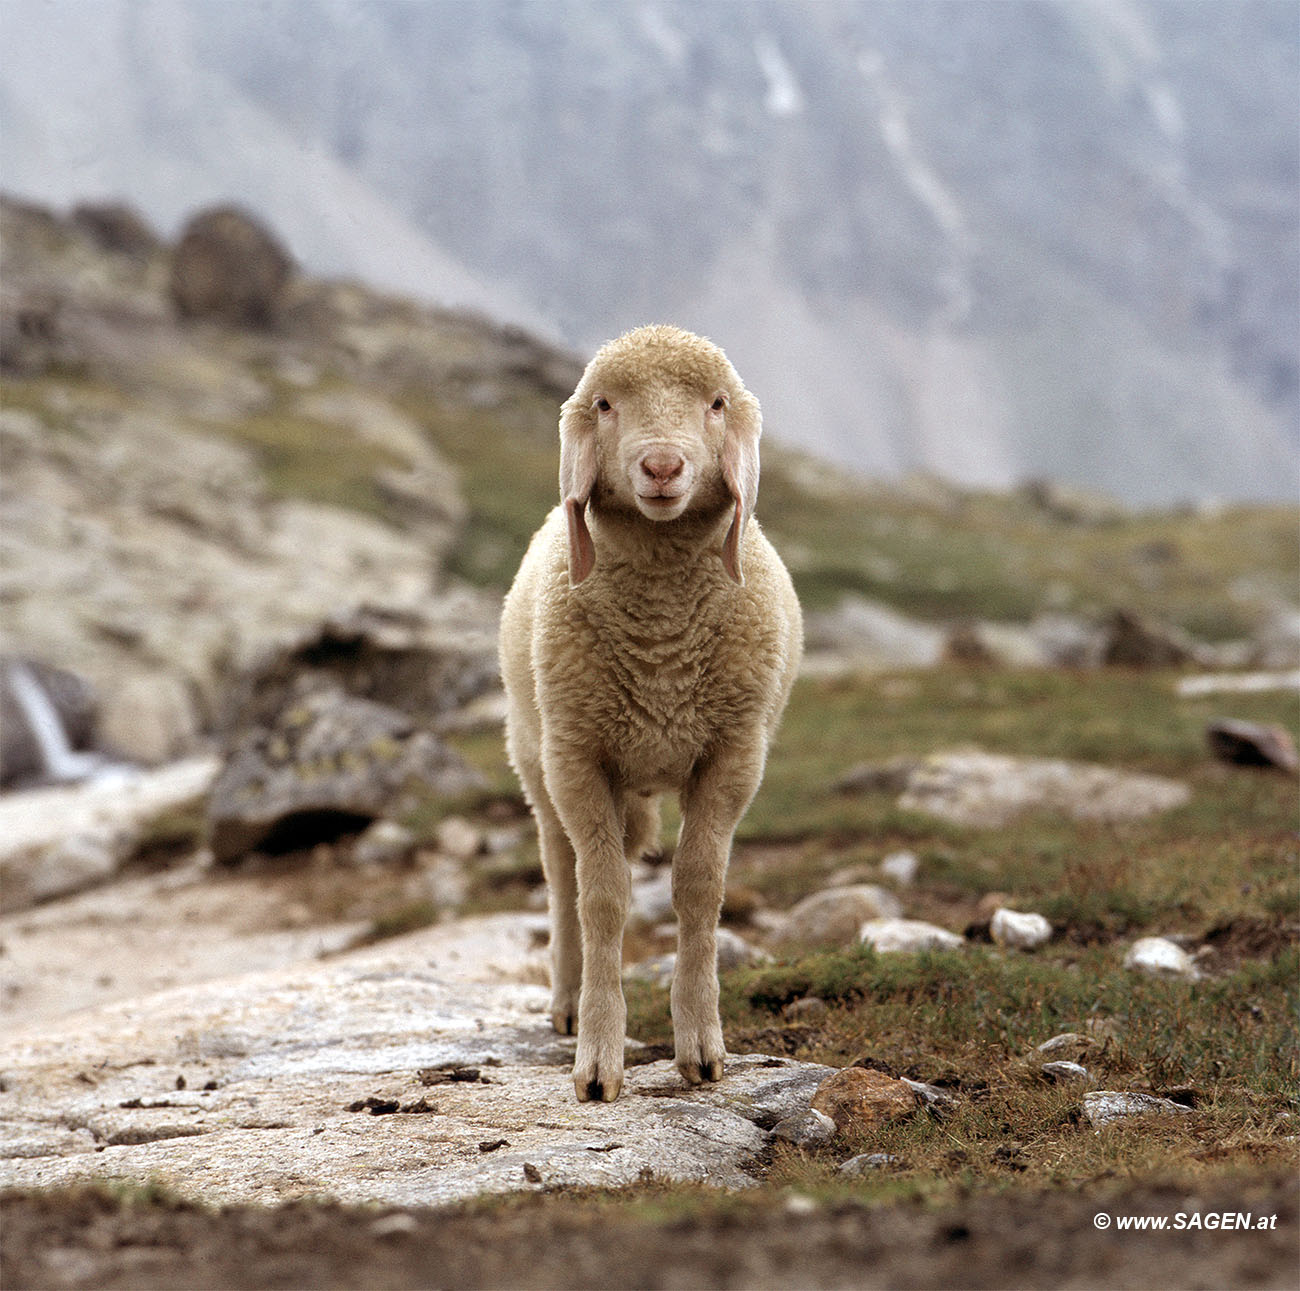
[551,1010,576,1036]
[575,1072,622,1103]
[676,1053,725,1085]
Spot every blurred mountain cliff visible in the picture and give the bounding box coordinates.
[1,0,1296,503]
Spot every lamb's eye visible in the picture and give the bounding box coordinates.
[594,397,612,413]
[710,396,726,412]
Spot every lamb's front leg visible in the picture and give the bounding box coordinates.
[672,743,765,1085]
[543,746,629,1102]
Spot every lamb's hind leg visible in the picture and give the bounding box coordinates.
[512,753,582,1035]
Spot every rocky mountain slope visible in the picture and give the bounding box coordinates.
[2,0,1295,503]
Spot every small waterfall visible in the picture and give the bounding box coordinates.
[5,662,127,785]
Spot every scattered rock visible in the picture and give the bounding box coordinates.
[206,687,483,864]
[802,596,946,673]
[1205,719,1299,773]
[1123,936,1202,980]
[896,750,1190,828]
[832,758,918,796]
[1041,1061,1091,1086]
[860,918,965,954]
[1176,669,1300,697]
[810,1067,922,1133]
[624,928,766,987]
[434,816,483,861]
[628,869,675,925]
[351,820,417,867]
[900,1079,958,1115]
[1020,479,1127,527]
[838,1152,901,1174]
[879,851,919,885]
[1100,609,1201,669]
[770,1108,836,1149]
[773,884,902,948]
[1035,1032,1091,1059]
[170,205,293,328]
[782,997,830,1024]
[1082,1091,1192,1129]
[989,908,1053,951]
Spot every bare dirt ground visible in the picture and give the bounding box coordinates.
[4,1172,1296,1290]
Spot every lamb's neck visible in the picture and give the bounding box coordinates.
[586,504,732,591]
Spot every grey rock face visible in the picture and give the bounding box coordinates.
[207,687,483,863]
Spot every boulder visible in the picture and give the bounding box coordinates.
[773,884,902,949]
[802,596,946,672]
[879,850,919,885]
[810,1067,922,1133]
[170,206,293,328]
[206,687,483,863]
[1205,719,1299,774]
[220,605,499,739]
[1100,609,1201,669]
[71,202,160,257]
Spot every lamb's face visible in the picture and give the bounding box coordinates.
[589,380,731,523]
[559,326,761,585]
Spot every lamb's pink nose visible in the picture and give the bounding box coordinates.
[640,450,685,486]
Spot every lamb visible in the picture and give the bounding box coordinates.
[499,325,803,1102]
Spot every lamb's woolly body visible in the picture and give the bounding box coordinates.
[499,325,802,1102]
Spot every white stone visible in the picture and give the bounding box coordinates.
[879,851,919,885]
[434,816,482,861]
[352,820,416,867]
[989,907,1053,951]
[1041,1061,1090,1085]
[1123,936,1201,980]
[1082,1091,1191,1128]
[859,918,964,954]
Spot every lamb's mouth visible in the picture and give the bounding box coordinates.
[635,492,689,518]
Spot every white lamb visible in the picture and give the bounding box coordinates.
[499,325,803,1102]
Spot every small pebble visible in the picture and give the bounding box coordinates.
[1041,1061,1090,1085]
[839,1152,901,1175]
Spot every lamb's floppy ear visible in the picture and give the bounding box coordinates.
[559,398,597,586]
[719,389,761,584]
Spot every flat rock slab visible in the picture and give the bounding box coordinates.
[0,914,830,1206]
[897,751,1190,828]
